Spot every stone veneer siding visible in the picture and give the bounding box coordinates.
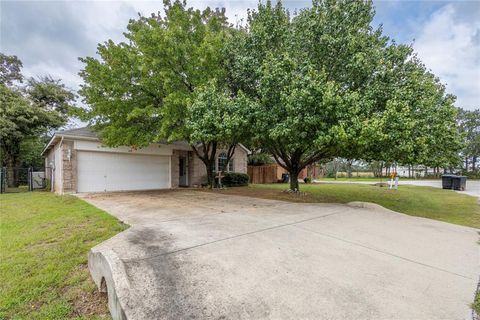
[188,146,248,187]
[61,140,77,193]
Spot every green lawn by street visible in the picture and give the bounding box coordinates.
[316,177,428,182]
[474,288,480,318]
[211,183,480,229]
[0,192,127,319]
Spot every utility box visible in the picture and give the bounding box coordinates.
[441,175,455,189]
[452,176,467,191]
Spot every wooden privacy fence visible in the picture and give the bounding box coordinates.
[248,165,284,184]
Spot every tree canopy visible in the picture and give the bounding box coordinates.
[79,1,230,145]
[79,0,463,190]
[0,53,75,185]
[79,0,252,187]
[458,108,480,171]
[225,0,461,189]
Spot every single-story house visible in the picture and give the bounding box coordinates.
[42,127,249,193]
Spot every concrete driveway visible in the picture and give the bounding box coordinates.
[82,190,479,320]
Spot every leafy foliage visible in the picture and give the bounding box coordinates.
[0,53,75,185]
[227,0,461,190]
[79,1,230,146]
[221,172,249,186]
[458,108,480,171]
[0,53,22,86]
[79,0,462,191]
[248,153,273,166]
[79,0,250,187]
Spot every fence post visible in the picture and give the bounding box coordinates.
[28,167,33,192]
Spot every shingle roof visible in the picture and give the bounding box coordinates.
[56,127,98,138]
[47,127,249,153]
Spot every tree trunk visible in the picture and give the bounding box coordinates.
[206,159,215,188]
[465,157,469,172]
[6,156,19,188]
[191,142,218,189]
[347,160,353,178]
[289,171,299,191]
[473,156,477,172]
[333,159,338,180]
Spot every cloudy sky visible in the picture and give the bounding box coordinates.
[1,0,479,110]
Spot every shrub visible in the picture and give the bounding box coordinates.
[303,177,312,184]
[248,153,273,166]
[460,170,480,179]
[222,172,249,186]
[326,171,336,178]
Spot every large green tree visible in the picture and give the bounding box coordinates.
[227,0,460,189]
[360,56,462,173]
[0,53,75,186]
[79,0,249,187]
[186,83,253,186]
[227,0,396,189]
[458,108,480,171]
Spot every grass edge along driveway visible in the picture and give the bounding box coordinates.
[0,192,127,319]
[209,183,480,229]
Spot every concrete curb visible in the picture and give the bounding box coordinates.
[88,247,130,320]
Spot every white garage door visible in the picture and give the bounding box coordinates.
[77,151,170,192]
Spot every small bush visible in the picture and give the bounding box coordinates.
[326,171,336,178]
[222,172,249,186]
[303,177,312,184]
[461,170,480,179]
[248,153,273,166]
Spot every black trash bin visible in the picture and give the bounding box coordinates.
[452,176,467,191]
[441,175,455,189]
[281,173,289,183]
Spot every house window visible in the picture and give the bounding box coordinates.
[217,152,234,172]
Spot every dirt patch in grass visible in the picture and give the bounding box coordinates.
[64,265,110,318]
[72,289,109,318]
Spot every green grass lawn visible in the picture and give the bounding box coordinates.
[474,287,480,317]
[315,177,427,182]
[0,192,127,319]
[212,183,480,229]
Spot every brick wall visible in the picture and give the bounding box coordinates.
[190,153,206,186]
[171,150,180,188]
[188,146,248,187]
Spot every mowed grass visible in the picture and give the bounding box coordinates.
[474,287,480,317]
[212,183,480,228]
[0,192,127,319]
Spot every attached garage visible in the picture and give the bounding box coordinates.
[77,152,171,192]
[42,127,250,194]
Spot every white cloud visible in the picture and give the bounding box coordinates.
[2,0,478,111]
[413,4,480,109]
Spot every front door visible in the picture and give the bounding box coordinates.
[179,156,187,186]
